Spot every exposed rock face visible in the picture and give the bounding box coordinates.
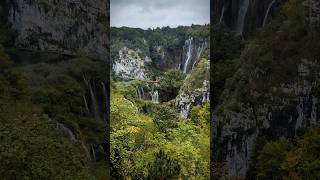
[113,46,151,80]
[177,80,210,118]
[112,37,207,80]
[6,0,108,60]
[213,59,320,178]
[213,0,283,35]
[176,59,210,119]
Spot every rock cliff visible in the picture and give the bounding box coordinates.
[5,0,108,60]
[212,1,320,178]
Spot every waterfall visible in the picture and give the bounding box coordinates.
[202,92,209,103]
[219,5,226,24]
[101,82,108,106]
[83,74,99,120]
[177,63,181,70]
[263,0,277,27]
[82,95,89,112]
[91,144,96,162]
[90,80,99,120]
[192,42,205,70]
[235,0,250,36]
[101,82,108,122]
[151,91,159,104]
[55,122,76,142]
[180,103,191,119]
[183,37,193,73]
[81,142,91,161]
[136,86,145,99]
[136,87,142,99]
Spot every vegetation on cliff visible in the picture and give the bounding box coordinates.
[213,0,320,179]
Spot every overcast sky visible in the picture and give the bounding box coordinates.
[111,0,210,29]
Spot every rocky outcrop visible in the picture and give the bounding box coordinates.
[176,80,210,118]
[113,46,151,80]
[176,59,210,119]
[6,0,108,60]
[213,59,320,178]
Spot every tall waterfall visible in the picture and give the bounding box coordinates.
[91,144,96,162]
[83,75,99,120]
[136,87,144,99]
[81,142,91,161]
[263,0,277,27]
[219,5,226,24]
[235,0,250,36]
[151,90,159,104]
[192,42,205,70]
[101,82,108,122]
[55,122,76,142]
[83,95,89,112]
[183,37,193,73]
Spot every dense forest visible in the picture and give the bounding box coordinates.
[110,25,211,179]
[212,0,320,179]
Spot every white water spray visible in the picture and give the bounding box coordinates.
[263,0,277,27]
[235,0,250,36]
[151,91,159,104]
[183,37,193,73]
[220,6,226,24]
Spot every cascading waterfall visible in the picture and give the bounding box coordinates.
[192,42,205,70]
[202,92,209,103]
[263,0,277,27]
[91,144,96,162]
[81,142,91,161]
[83,75,99,120]
[180,103,191,119]
[235,0,250,36]
[151,90,159,104]
[101,82,107,105]
[136,87,142,99]
[136,86,145,99]
[55,122,76,142]
[101,82,108,122]
[83,95,89,112]
[219,5,226,24]
[177,63,181,70]
[183,37,193,73]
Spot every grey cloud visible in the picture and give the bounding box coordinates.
[111,0,210,29]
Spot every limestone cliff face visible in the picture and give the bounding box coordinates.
[6,0,108,60]
[213,59,320,178]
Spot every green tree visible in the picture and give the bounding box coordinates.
[147,150,180,180]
